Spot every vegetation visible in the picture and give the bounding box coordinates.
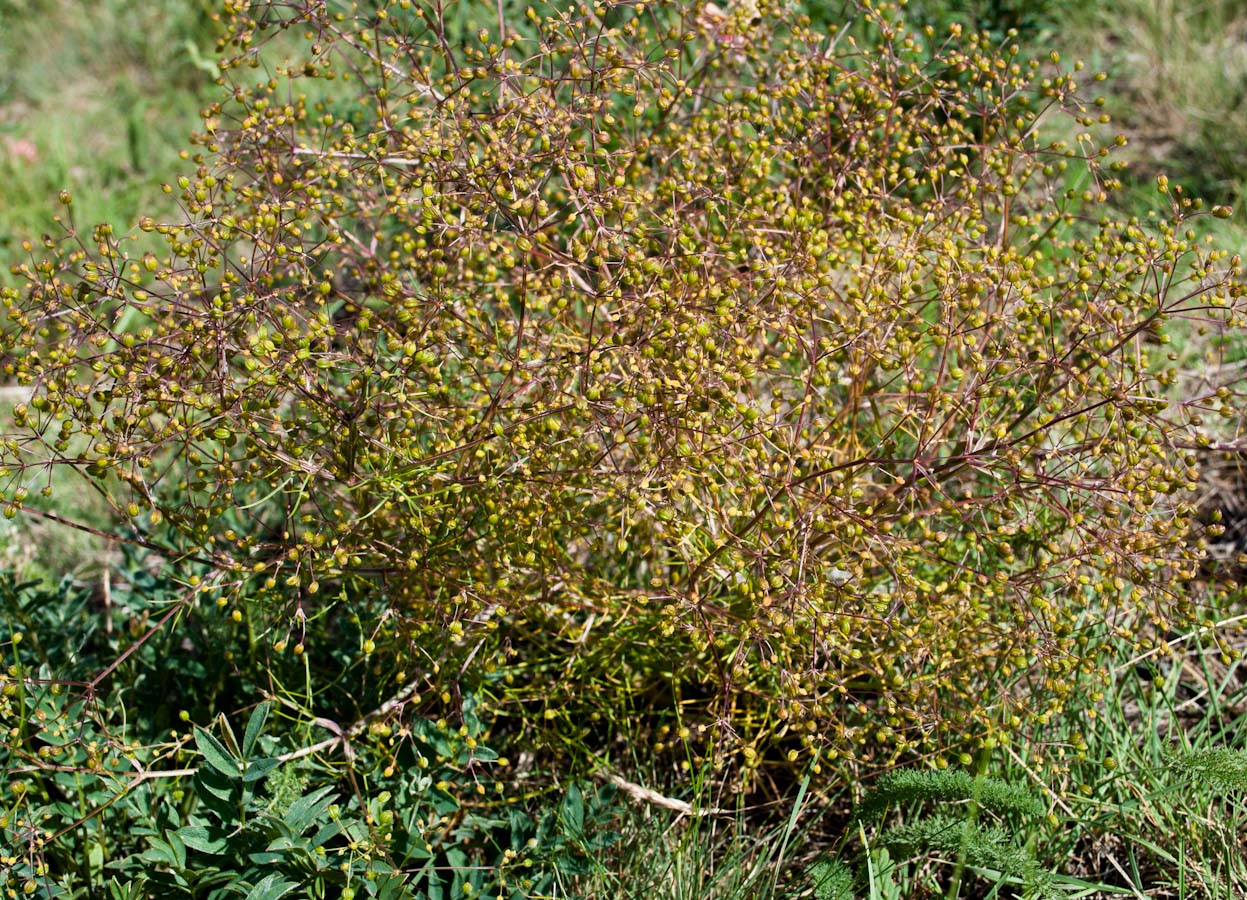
[1,0,1246,897]
[1064,0,1247,222]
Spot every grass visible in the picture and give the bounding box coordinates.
[567,790,830,900]
[1087,636,1247,896]
[982,611,1247,899]
[1062,0,1247,222]
[0,455,116,586]
[578,608,1247,899]
[0,0,216,259]
[0,0,222,580]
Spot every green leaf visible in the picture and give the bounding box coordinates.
[195,727,242,779]
[468,744,498,762]
[809,857,855,900]
[372,873,415,900]
[423,870,444,900]
[243,873,298,900]
[196,766,239,802]
[107,878,148,900]
[166,830,188,869]
[560,783,585,836]
[242,702,271,758]
[248,850,290,865]
[1169,746,1247,791]
[508,807,532,850]
[216,715,242,759]
[854,769,1042,824]
[282,784,337,833]
[553,850,593,876]
[139,845,177,867]
[243,757,283,783]
[309,821,342,849]
[87,841,105,875]
[178,824,230,854]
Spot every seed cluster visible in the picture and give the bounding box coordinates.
[2,0,1244,769]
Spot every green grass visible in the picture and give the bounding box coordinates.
[0,0,220,581]
[989,615,1247,898]
[567,790,829,900]
[0,0,217,258]
[1062,0,1247,222]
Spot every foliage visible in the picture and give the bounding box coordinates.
[0,565,620,897]
[900,0,1069,42]
[807,766,1063,899]
[986,622,1247,898]
[807,857,855,900]
[0,0,223,261]
[5,0,1247,893]
[1064,0,1247,215]
[567,773,828,900]
[3,0,1245,777]
[1170,746,1247,792]
[852,767,1044,825]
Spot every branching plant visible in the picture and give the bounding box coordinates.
[1,0,1246,891]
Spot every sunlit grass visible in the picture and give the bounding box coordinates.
[0,0,216,260]
[1063,0,1247,221]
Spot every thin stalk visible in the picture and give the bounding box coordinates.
[947,748,991,900]
[766,749,819,899]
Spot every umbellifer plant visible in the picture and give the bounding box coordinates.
[1,0,1244,775]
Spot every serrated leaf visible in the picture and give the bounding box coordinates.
[809,857,856,900]
[242,702,271,758]
[195,727,242,778]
